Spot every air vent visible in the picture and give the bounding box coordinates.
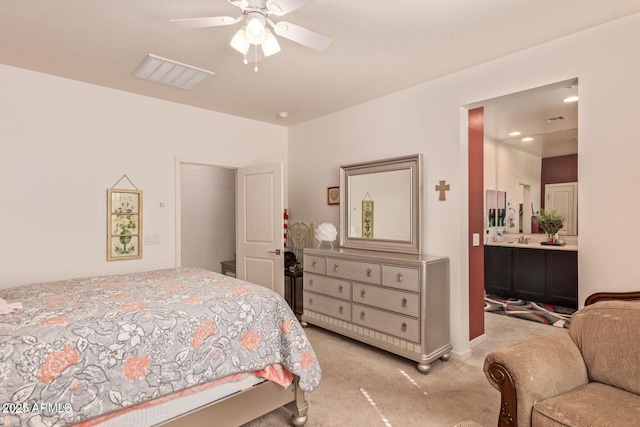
[545,116,566,123]
[133,54,214,90]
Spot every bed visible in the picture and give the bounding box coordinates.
[0,267,321,426]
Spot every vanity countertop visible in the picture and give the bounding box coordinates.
[485,240,578,251]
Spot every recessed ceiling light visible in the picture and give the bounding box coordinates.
[563,96,579,103]
[509,131,522,137]
[521,137,534,142]
[277,112,289,119]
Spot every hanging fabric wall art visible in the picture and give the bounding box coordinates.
[107,175,143,261]
[362,192,374,239]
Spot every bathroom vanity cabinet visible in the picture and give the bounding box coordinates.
[485,245,577,308]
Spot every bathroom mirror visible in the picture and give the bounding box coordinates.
[339,154,422,254]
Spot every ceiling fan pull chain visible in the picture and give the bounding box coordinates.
[254,44,259,72]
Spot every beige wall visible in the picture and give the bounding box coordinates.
[288,13,640,356]
[0,65,287,288]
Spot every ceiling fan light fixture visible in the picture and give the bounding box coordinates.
[563,96,579,103]
[246,13,266,45]
[261,28,281,57]
[230,27,250,54]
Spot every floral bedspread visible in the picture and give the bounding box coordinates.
[0,268,321,426]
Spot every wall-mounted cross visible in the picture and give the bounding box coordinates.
[435,180,450,201]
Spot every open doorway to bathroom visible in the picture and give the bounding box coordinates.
[468,79,579,337]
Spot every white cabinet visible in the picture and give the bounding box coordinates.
[302,247,451,374]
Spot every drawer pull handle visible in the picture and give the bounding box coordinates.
[309,279,314,286]
[402,298,407,307]
[401,322,407,332]
[312,261,317,268]
[334,263,339,271]
[339,306,343,314]
[360,311,366,320]
[309,298,314,305]
[366,268,372,277]
[397,272,403,282]
[360,289,366,298]
[339,284,344,292]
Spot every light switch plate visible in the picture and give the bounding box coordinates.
[145,234,161,245]
[472,233,480,246]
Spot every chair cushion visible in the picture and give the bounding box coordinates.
[532,382,640,426]
[569,300,640,394]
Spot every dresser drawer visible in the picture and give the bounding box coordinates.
[304,274,351,300]
[304,255,326,275]
[304,292,351,321]
[352,304,420,343]
[352,283,419,317]
[383,265,420,292]
[326,258,381,284]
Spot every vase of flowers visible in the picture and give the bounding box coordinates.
[537,209,565,243]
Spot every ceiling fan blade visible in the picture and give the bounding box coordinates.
[272,21,331,51]
[170,16,242,29]
[266,0,312,16]
[227,0,249,9]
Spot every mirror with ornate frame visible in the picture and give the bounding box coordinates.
[339,154,422,254]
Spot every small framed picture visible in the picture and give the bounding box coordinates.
[327,186,340,205]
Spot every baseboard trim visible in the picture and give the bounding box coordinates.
[450,348,472,361]
[469,332,487,348]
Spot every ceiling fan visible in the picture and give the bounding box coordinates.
[171,0,332,64]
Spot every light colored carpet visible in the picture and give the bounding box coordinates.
[242,325,497,427]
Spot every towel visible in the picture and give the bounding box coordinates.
[0,297,22,314]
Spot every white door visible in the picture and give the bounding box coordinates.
[236,162,284,297]
[545,182,577,235]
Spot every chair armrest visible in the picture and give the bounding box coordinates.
[483,331,589,427]
[584,290,640,305]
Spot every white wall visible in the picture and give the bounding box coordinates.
[288,13,640,355]
[485,136,542,235]
[497,142,542,220]
[180,164,235,273]
[0,65,287,288]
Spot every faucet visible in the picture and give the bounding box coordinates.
[518,234,526,244]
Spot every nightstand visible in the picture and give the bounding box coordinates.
[284,269,303,317]
[220,259,236,278]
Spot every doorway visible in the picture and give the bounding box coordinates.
[179,162,236,274]
[175,158,285,296]
[467,78,580,339]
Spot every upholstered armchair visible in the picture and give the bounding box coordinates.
[484,292,640,427]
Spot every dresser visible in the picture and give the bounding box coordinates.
[302,247,451,374]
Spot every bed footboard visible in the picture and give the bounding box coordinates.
[161,377,307,427]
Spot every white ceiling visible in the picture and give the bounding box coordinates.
[482,80,579,158]
[1,1,638,126]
